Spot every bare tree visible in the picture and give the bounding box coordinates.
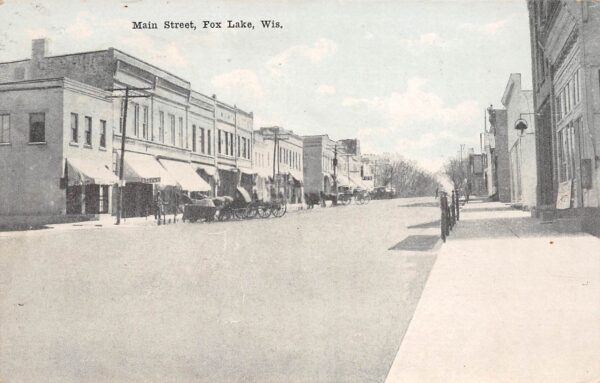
[374,157,439,197]
[443,157,467,191]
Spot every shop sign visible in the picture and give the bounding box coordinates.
[141,177,161,184]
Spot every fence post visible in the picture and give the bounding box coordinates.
[440,192,447,242]
[455,190,460,221]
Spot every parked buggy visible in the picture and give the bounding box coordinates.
[182,197,217,222]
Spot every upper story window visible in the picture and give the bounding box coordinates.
[200,127,205,154]
[207,129,212,155]
[159,111,165,143]
[70,113,78,143]
[178,117,184,148]
[84,116,92,146]
[169,114,175,146]
[119,100,124,134]
[29,113,45,143]
[142,106,148,140]
[0,114,10,144]
[218,130,222,154]
[192,125,197,152]
[100,120,107,148]
[556,69,582,122]
[133,103,139,137]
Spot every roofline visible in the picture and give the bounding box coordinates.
[0,76,110,96]
[45,49,109,60]
[501,73,522,106]
[111,48,190,85]
[0,58,30,65]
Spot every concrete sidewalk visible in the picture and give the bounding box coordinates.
[386,200,600,383]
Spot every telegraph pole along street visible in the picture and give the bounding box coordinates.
[107,87,152,225]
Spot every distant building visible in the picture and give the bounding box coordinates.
[302,135,337,196]
[255,127,303,204]
[484,106,511,202]
[527,0,600,235]
[501,73,537,209]
[467,152,487,196]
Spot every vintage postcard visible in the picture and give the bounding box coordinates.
[0,1,599,382]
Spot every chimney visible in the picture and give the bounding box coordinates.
[32,38,48,62]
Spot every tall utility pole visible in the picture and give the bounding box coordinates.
[107,86,152,225]
[332,143,338,199]
[262,127,289,201]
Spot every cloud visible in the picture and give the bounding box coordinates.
[458,18,510,35]
[399,32,446,47]
[160,43,189,68]
[211,69,264,99]
[316,84,336,95]
[120,35,189,69]
[385,78,478,127]
[344,78,480,172]
[344,78,478,129]
[267,38,337,76]
[26,28,49,39]
[66,12,93,40]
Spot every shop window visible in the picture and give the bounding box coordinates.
[29,113,45,143]
[0,114,10,143]
[100,120,107,148]
[84,116,92,146]
[70,113,79,143]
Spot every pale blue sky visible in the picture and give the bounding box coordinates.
[0,0,532,171]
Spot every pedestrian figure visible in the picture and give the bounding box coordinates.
[435,187,439,199]
[155,191,164,225]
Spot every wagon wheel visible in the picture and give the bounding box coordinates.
[234,208,247,220]
[218,208,232,221]
[257,205,272,218]
[271,202,287,218]
[340,196,351,206]
[364,194,371,204]
[246,205,259,219]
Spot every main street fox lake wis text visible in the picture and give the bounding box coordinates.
[132,20,283,30]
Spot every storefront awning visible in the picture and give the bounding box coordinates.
[123,152,177,187]
[67,158,118,186]
[290,174,304,186]
[236,186,252,203]
[196,164,217,177]
[158,159,210,192]
[349,175,366,189]
[335,174,351,187]
[255,167,272,179]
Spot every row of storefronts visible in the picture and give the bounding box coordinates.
[0,39,370,221]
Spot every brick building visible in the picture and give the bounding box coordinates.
[527,0,600,234]
[0,39,252,220]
